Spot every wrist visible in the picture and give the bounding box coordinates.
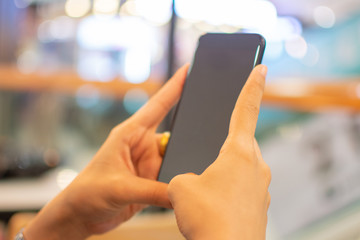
[23,192,89,240]
[189,227,235,240]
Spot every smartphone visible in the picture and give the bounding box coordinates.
[158,33,266,183]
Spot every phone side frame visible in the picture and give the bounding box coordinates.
[157,33,266,182]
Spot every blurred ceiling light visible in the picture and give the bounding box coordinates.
[123,89,149,114]
[135,0,172,25]
[235,0,277,30]
[124,48,151,84]
[313,6,336,29]
[57,169,78,190]
[285,35,308,59]
[175,0,202,22]
[119,0,137,16]
[301,44,320,67]
[65,0,91,18]
[78,16,115,49]
[265,16,302,42]
[77,16,154,50]
[93,0,119,15]
[17,49,40,74]
[175,0,277,30]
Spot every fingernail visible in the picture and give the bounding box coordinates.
[257,65,268,77]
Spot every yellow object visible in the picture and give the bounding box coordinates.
[159,132,171,156]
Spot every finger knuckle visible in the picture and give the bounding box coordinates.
[219,138,234,155]
[226,142,259,166]
[168,174,187,193]
[168,174,197,193]
[224,136,249,152]
[168,174,182,188]
[261,162,272,184]
[109,123,129,138]
[109,125,121,136]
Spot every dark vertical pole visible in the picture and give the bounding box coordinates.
[167,0,177,80]
[163,0,177,131]
[0,0,20,63]
[0,1,21,136]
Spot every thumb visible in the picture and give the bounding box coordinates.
[125,177,172,208]
[133,64,189,128]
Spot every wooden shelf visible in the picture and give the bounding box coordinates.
[0,65,162,97]
[1,65,360,112]
[263,79,360,112]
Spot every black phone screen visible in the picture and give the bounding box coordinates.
[158,33,265,183]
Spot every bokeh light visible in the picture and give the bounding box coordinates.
[119,0,137,16]
[266,17,302,42]
[135,0,173,26]
[17,50,40,74]
[285,35,308,59]
[14,0,31,9]
[77,53,117,82]
[123,89,149,114]
[77,16,154,50]
[76,84,101,109]
[123,48,151,84]
[65,0,91,18]
[93,0,119,15]
[37,20,53,43]
[175,0,277,31]
[313,6,336,29]
[49,16,76,41]
[56,169,78,190]
[301,44,320,67]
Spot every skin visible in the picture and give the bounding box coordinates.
[23,64,271,240]
[168,65,271,240]
[24,64,189,240]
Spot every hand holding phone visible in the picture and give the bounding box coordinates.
[168,64,271,240]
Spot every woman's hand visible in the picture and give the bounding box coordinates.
[24,64,189,240]
[168,65,271,240]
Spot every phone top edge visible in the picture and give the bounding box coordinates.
[199,32,266,39]
[255,35,266,66]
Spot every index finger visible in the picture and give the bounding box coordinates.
[227,65,267,141]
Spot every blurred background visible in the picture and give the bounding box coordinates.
[0,0,360,239]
